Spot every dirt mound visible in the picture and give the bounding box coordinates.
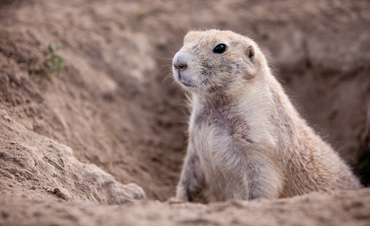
[0,0,369,225]
[0,108,144,204]
[0,5,186,201]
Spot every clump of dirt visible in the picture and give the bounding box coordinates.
[0,0,369,225]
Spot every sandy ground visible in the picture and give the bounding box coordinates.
[0,0,369,225]
[1,189,370,226]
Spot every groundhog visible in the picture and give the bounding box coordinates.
[172,29,361,203]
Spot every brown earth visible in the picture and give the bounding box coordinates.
[0,0,369,225]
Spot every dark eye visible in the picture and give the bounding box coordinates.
[213,44,227,54]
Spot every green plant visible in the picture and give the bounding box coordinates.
[43,43,65,77]
[137,9,149,20]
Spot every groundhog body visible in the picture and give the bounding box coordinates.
[172,30,361,202]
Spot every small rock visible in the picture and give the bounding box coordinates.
[53,187,72,201]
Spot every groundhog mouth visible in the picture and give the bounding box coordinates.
[176,72,196,88]
[181,80,195,88]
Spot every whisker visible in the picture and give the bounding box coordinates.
[162,71,173,84]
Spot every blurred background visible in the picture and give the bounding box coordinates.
[0,0,369,204]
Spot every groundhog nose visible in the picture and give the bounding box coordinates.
[173,52,188,71]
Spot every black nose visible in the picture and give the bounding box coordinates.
[173,52,188,71]
[174,62,187,70]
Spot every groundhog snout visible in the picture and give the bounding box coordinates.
[173,51,188,71]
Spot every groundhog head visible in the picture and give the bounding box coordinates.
[172,30,264,95]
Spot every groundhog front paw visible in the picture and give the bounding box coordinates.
[175,185,189,201]
[176,185,198,202]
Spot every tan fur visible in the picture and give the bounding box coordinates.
[172,30,361,203]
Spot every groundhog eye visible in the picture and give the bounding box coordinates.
[213,44,227,54]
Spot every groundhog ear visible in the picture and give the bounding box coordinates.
[245,45,255,61]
